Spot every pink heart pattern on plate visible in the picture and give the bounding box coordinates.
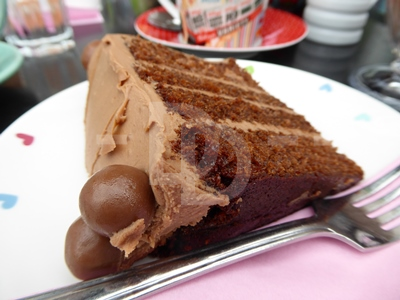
[16,133,34,146]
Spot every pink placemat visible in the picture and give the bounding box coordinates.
[67,7,103,27]
[148,159,400,300]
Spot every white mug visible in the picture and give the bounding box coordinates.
[304,0,379,45]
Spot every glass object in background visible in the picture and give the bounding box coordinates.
[4,0,75,57]
[349,0,400,111]
[101,0,158,34]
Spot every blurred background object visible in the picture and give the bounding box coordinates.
[65,0,101,10]
[18,47,86,100]
[101,0,158,34]
[349,0,400,111]
[157,0,270,48]
[269,0,305,16]
[0,0,34,134]
[4,0,76,56]
[1,0,87,101]
[303,0,378,45]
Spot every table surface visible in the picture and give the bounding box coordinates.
[0,4,396,133]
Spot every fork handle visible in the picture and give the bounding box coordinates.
[26,217,330,300]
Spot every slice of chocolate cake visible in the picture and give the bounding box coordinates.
[65,34,363,280]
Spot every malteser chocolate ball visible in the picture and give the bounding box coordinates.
[65,217,122,280]
[81,40,100,70]
[79,165,156,237]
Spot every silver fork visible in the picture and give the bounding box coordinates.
[25,163,400,300]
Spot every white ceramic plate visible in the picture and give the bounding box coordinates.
[1,61,400,300]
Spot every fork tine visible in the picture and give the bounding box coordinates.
[388,223,400,240]
[362,185,400,213]
[374,202,400,225]
[351,163,400,204]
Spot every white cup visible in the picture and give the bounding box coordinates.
[4,0,75,56]
[304,0,378,45]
